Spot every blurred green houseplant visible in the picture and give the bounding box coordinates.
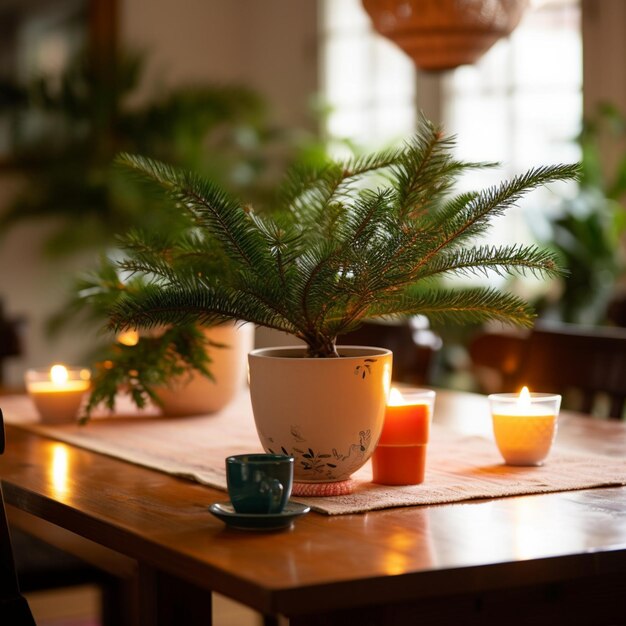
[0,51,276,256]
[534,103,626,325]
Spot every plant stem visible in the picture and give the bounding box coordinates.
[301,333,340,358]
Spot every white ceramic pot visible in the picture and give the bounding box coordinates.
[156,322,254,416]
[248,346,392,483]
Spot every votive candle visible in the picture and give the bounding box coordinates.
[25,364,91,424]
[488,387,561,466]
[372,387,435,485]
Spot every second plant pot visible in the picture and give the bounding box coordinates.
[156,322,254,416]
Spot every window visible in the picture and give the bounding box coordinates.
[443,1,581,180]
[443,0,582,246]
[320,0,416,154]
[321,0,581,168]
[321,0,582,246]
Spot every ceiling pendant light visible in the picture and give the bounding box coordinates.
[362,0,529,71]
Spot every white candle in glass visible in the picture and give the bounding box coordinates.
[25,364,91,424]
[488,387,562,466]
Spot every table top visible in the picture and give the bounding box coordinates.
[1,389,626,618]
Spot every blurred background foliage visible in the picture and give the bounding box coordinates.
[0,48,325,258]
[532,102,626,326]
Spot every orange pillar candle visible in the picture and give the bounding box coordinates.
[372,388,435,485]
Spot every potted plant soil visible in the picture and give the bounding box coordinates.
[101,117,578,493]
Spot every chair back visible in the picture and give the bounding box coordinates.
[469,323,626,419]
[0,408,37,625]
[518,323,626,419]
[468,329,528,393]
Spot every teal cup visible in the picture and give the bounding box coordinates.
[226,453,294,514]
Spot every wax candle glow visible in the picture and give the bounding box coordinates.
[371,387,435,485]
[488,387,561,466]
[117,329,139,346]
[25,364,91,424]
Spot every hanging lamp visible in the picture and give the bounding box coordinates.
[362,0,529,71]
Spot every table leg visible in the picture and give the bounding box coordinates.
[138,564,212,626]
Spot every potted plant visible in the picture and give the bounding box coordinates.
[91,320,253,418]
[102,117,577,492]
[62,259,253,419]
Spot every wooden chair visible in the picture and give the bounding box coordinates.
[467,328,529,394]
[518,322,626,419]
[469,322,626,419]
[0,407,37,625]
[0,301,23,389]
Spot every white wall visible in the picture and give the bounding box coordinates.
[120,0,319,128]
[0,0,320,387]
[0,176,98,385]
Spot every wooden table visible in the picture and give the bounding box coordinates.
[1,390,625,626]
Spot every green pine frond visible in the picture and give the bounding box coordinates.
[388,117,495,220]
[278,145,401,214]
[417,244,565,280]
[342,145,404,177]
[367,286,536,327]
[116,153,275,273]
[108,120,580,358]
[435,164,580,247]
[117,228,232,286]
[109,283,296,334]
[247,210,305,271]
[389,119,453,215]
[335,188,394,246]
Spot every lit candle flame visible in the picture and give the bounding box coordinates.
[388,387,405,406]
[50,364,68,385]
[118,329,139,346]
[517,386,532,410]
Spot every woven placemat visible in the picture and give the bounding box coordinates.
[3,392,625,515]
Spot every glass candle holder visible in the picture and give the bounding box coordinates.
[25,365,91,424]
[488,387,561,466]
[371,388,436,485]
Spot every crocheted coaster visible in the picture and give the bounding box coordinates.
[291,479,355,497]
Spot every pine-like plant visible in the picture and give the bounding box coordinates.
[109,118,578,358]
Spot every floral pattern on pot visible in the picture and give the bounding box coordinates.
[354,358,377,379]
[267,428,372,481]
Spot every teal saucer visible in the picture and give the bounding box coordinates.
[208,501,311,531]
